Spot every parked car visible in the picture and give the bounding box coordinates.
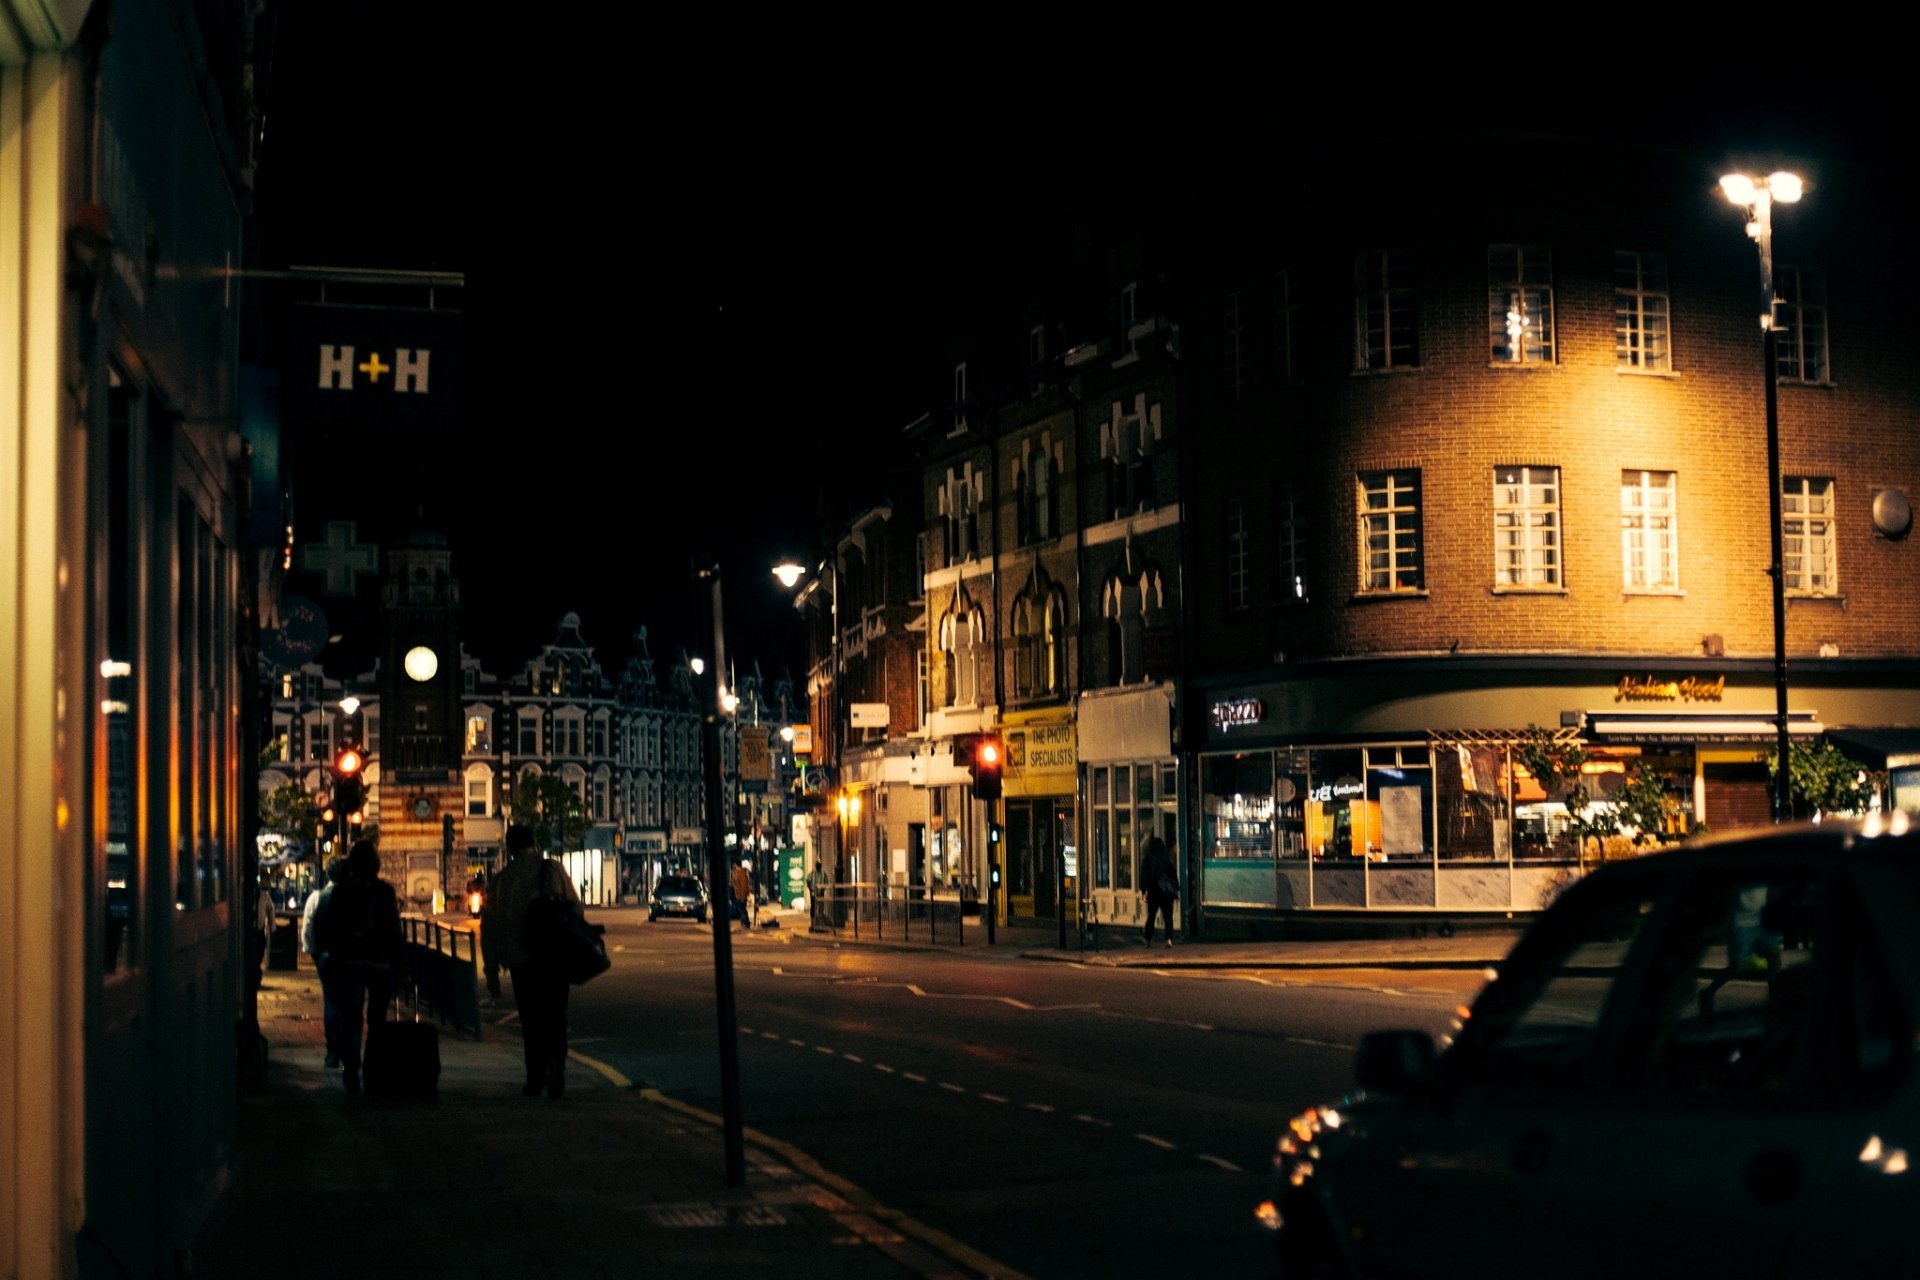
[1258,814,1920,1280]
[648,874,710,924]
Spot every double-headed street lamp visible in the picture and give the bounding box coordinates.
[1721,169,1803,822]
[773,556,843,877]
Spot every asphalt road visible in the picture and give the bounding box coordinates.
[557,919,1485,1279]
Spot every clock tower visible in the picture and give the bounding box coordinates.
[377,528,465,910]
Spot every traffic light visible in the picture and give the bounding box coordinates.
[332,746,366,816]
[968,734,1003,801]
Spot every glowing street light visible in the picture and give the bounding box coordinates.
[1722,169,1803,821]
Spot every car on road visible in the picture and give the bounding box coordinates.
[648,874,710,924]
[1257,814,1920,1280]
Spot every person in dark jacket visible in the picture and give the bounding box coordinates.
[1140,835,1180,948]
[311,840,405,1095]
[481,823,585,1098]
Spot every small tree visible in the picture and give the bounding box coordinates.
[506,774,588,853]
[1513,725,1589,799]
[1768,741,1882,818]
[258,780,320,855]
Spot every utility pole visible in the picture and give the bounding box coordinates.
[695,555,745,1186]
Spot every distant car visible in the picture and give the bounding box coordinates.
[649,875,710,924]
[1258,815,1920,1280]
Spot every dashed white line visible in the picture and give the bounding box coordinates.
[1074,1114,1112,1127]
[939,1082,967,1094]
[904,1072,928,1083]
[760,1031,781,1040]
[842,1053,864,1064]
[874,1064,895,1074]
[1198,1154,1243,1172]
[814,1045,835,1055]
[787,1038,807,1048]
[1025,1102,1055,1114]
[1135,1133,1176,1150]
[980,1093,1009,1104]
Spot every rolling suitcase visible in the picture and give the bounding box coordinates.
[363,1001,440,1101]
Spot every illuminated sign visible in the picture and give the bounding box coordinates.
[1310,778,1367,802]
[1615,675,1726,703]
[1212,697,1266,732]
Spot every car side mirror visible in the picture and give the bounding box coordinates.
[1355,1029,1439,1096]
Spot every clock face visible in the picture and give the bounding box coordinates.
[404,645,439,682]
[413,797,432,821]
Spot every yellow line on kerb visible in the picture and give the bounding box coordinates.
[637,1085,1036,1280]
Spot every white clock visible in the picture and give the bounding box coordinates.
[403,645,439,682]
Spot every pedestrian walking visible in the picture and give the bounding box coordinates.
[481,823,584,1098]
[310,840,405,1096]
[731,859,755,930]
[1140,835,1180,948]
[807,859,830,927]
[300,856,347,1068]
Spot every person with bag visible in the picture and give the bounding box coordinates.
[300,856,347,1068]
[482,823,585,1098]
[1140,834,1180,949]
[310,840,405,1095]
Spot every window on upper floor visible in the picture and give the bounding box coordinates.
[942,465,986,563]
[1013,596,1042,700]
[1354,249,1418,371]
[1615,250,1671,372]
[938,602,984,708]
[465,713,490,753]
[1358,469,1424,594]
[1102,570,1153,686]
[1223,289,1246,402]
[364,709,379,755]
[517,711,540,756]
[1783,476,1837,596]
[1014,437,1059,546]
[1493,465,1561,590]
[465,765,491,817]
[593,773,608,822]
[917,648,931,727]
[591,714,607,757]
[1028,324,1047,396]
[952,362,969,433]
[1103,392,1158,520]
[1774,266,1829,383]
[1276,481,1308,605]
[1622,470,1679,593]
[307,715,331,761]
[1274,267,1297,385]
[1226,497,1250,611]
[1489,245,1554,365]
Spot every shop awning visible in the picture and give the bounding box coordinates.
[1824,727,1920,770]
[1584,710,1824,743]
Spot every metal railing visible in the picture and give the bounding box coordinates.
[399,914,482,1036]
[807,882,979,946]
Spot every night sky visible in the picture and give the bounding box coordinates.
[251,11,1884,686]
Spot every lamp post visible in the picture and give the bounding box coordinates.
[693,555,745,1187]
[773,555,842,885]
[1721,170,1803,823]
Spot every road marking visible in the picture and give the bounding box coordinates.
[1024,1102,1055,1113]
[760,1031,781,1040]
[980,1093,1009,1104]
[1198,1154,1243,1172]
[842,1053,864,1063]
[873,1064,895,1074]
[1074,1113,1112,1127]
[1134,1133,1176,1150]
[939,1082,967,1094]
[814,1045,835,1055]
[904,1072,927,1083]
[787,1038,807,1047]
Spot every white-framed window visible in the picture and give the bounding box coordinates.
[1493,465,1561,590]
[464,712,490,754]
[951,361,968,433]
[939,600,984,708]
[1774,266,1829,383]
[1226,497,1249,611]
[1489,245,1554,364]
[1358,469,1423,593]
[1223,289,1245,403]
[1783,476,1837,596]
[1028,324,1047,396]
[1120,280,1140,359]
[1615,250,1671,372]
[1276,482,1307,604]
[1621,470,1679,592]
[1274,267,1296,385]
[465,764,492,817]
[1354,249,1418,371]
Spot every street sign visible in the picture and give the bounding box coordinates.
[739,733,772,782]
[850,702,890,728]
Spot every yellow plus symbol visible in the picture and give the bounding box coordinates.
[358,352,390,383]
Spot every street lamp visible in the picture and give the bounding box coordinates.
[1721,169,1803,822]
[774,556,843,879]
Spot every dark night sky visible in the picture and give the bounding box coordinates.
[251,10,1884,685]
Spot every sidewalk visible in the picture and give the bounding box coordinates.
[188,912,1518,1279]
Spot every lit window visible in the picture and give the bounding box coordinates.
[1276,482,1308,604]
[1621,470,1678,592]
[1489,246,1554,364]
[1493,466,1561,589]
[1358,469,1423,593]
[1615,250,1671,372]
[1783,476,1837,595]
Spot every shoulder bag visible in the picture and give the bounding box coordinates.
[523,861,611,985]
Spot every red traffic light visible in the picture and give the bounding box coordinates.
[967,734,1003,800]
[334,746,364,777]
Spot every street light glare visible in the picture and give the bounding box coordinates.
[771,561,806,589]
[1719,173,1757,205]
[1770,171,1804,203]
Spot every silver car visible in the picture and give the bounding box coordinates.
[1259,815,1920,1280]
[648,874,710,924]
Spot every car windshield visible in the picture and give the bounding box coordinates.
[658,877,701,895]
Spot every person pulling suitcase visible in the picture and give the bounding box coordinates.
[310,839,406,1096]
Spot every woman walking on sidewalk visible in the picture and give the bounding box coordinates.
[482,824,584,1098]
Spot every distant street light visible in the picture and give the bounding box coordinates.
[774,555,844,877]
[1721,169,1803,822]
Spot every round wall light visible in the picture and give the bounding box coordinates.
[403,644,440,682]
[1872,488,1912,539]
